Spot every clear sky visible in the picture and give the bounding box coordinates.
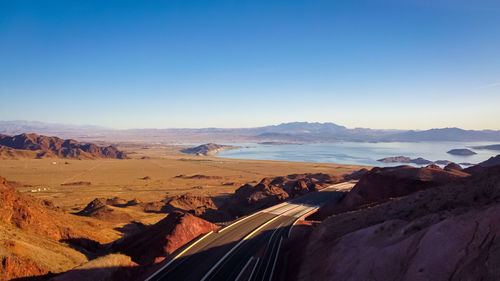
[1,0,499,130]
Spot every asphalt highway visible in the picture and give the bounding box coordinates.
[145,182,354,281]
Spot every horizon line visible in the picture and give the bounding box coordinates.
[1,119,499,132]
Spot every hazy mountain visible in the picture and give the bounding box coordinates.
[1,120,499,143]
[0,120,112,139]
[381,128,500,142]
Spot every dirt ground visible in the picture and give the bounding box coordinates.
[0,144,366,212]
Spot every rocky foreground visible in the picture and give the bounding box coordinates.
[288,155,500,281]
[0,168,349,280]
[3,154,500,281]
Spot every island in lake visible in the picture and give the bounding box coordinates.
[471,144,500,151]
[377,156,433,165]
[447,148,477,156]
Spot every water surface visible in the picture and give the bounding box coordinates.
[216,142,499,167]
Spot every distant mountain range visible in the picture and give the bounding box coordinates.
[1,120,500,143]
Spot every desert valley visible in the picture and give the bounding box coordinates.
[1,128,500,281]
[2,1,500,280]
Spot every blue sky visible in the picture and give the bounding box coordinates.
[1,0,499,129]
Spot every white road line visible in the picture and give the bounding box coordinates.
[262,232,279,279]
[248,257,260,281]
[145,230,214,281]
[268,237,283,281]
[145,181,355,281]
[235,257,254,281]
[266,223,283,248]
[200,215,282,281]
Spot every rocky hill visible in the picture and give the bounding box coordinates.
[315,164,469,219]
[112,212,219,265]
[76,198,134,222]
[0,133,127,159]
[292,160,500,281]
[138,173,345,222]
[377,156,433,164]
[215,173,345,221]
[472,144,500,151]
[180,143,236,156]
[140,193,218,217]
[477,154,500,167]
[0,176,114,280]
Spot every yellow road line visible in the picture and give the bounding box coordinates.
[243,215,281,240]
[218,211,262,233]
[145,230,214,281]
[173,230,214,259]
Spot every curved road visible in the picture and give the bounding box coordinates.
[145,182,354,281]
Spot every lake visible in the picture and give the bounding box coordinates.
[216,141,500,167]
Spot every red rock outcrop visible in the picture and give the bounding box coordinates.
[113,212,219,265]
[0,133,127,159]
[140,193,217,217]
[77,198,133,222]
[0,176,114,280]
[0,176,115,243]
[0,176,75,240]
[315,165,469,219]
[0,254,48,281]
[295,164,500,281]
[212,173,344,221]
[299,204,500,281]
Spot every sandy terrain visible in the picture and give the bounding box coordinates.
[0,144,365,213]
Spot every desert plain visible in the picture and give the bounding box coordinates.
[0,144,364,211]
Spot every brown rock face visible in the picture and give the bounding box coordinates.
[0,133,127,159]
[140,193,217,217]
[113,212,218,265]
[295,164,500,281]
[318,165,469,218]
[164,193,217,216]
[215,173,342,221]
[1,254,48,281]
[0,176,112,280]
[444,162,463,171]
[299,204,500,281]
[77,198,133,222]
[0,176,72,240]
[0,176,110,242]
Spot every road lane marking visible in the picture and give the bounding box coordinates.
[268,237,283,281]
[201,214,283,281]
[263,202,288,212]
[243,215,281,241]
[261,230,279,279]
[218,211,262,233]
[144,181,355,280]
[248,257,260,281]
[235,257,254,281]
[266,223,283,248]
[145,230,214,281]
